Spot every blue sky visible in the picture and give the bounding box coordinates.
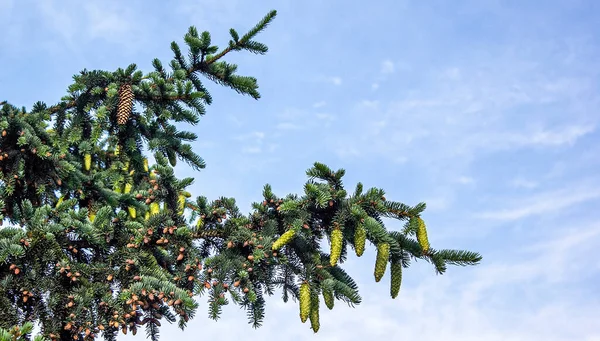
[2,0,599,340]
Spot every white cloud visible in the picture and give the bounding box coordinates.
[313,101,327,108]
[330,76,342,85]
[381,59,395,74]
[422,196,450,211]
[276,122,302,130]
[510,177,538,189]
[34,0,146,53]
[241,146,261,154]
[235,131,265,141]
[443,67,461,80]
[475,181,600,221]
[83,2,136,41]
[456,176,475,184]
[234,132,265,154]
[226,115,244,127]
[315,113,335,122]
[510,125,595,147]
[359,100,379,109]
[371,83,379,90]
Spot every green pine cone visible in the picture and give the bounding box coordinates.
[390,260,402,299]
[329,228,343,266]
[150,202,160,215]
[272,229,296,250]
[178,194,186,214]
[309,292,320,333]
[84,153,92,171]
[354,224,366,257]
[127,206,137,219]
[167,150,177,167]
[299,283,311,323]
[417,217,430,253]
[374,242,390,282]
[322,288,334,310]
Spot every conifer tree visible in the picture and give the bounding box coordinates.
[0,10,482,341]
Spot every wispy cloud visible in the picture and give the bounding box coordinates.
[456,176,475,185]
[476,180,600,221]
[34,0,148,55]
[510,177,539,189]
[329,76,342,85]
[276,122,302,130]
[241,146,261,154]
[312,101,327,108]
[380,59,395,74]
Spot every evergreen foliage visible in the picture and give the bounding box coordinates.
[0,10,482,340]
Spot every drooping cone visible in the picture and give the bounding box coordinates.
[374,242,390,282]
[272,229,296,250]
[390,260,402,299]
[416,217,430,253]
[117,83,134,125]
[150,202,160,215]
[299,282,311,323]
[178,195,186,215]
[329,228,343,266]
[309,291,320,333]
[354,224,366,257]
[322,288,334,310]
[84,154,92,171]
[128,207,137,219]
[167,150,177,167]
[143,158,149,172]
[56,196,64,208]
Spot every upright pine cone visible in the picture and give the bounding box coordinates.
[272,228,296,250]
[299,282,311,323]
[416,217,430,253]
[117,83,134,125]
[374,242,390,282]
[354,224,366,257]
[390,260,402,299]
[309,291,320,333]
[329,228,343,266]
[322,288,334,310]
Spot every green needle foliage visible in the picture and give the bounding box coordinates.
[0,9,482,341]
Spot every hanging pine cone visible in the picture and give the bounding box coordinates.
[329,228,343,266]
[84,153,92,171]
[322,288,334,310]
[416,217,430,253]
[390,260,402,299]
[354,224,366,257]
[128,207,137,219]
[272,228,296,250]
[374,242,390,282]
[309,291,320,333]
[299,282,311,323]
[117,83,134,125]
